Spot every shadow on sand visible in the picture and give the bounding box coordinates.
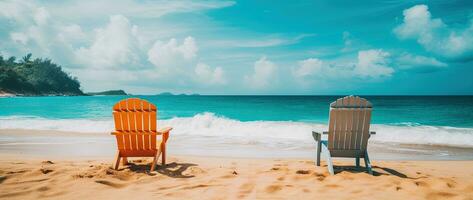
[121,162,198,178]
[331,165,411,178]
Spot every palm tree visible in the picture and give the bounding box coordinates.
[21,53,33,64]
[7,56,16,65]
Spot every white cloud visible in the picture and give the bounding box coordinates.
[194,63,226,85]
[58,24,86,45]
[74,15,141,69]
[394,4,473,60]
[210,34,315,48]
[293,58,324,78]
[46,0,235,21]
[355,49,394,78]
[33,7,49,25]
[0,1,53,47]
[0,0,87,63]
[245,57,277,88]
[147,37,198,72]
[10,32,28,45]
[0,1,36,25]
[396,53,447,72]
[147,37,226,87]
[293,49,394,84]
[0,0,234,93]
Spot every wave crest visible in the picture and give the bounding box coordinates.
[1,113,472,148]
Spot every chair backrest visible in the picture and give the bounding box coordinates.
[327,96,372,152]
[112,98,157,151]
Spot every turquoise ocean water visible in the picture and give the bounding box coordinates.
[1,95,473,149]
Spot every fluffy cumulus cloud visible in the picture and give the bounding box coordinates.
[75,15,142,69]
[293,49,394,84]
[147,37,198,72]
[396,53,447,72]
[293,58,355,80]
[0,0,86,63]
[0,0,232,93]
[394,4,473,61]
[146,37,226,87]
[245,57,277,89]
[194,63,226,85]
[293,58,324,78]
[355,49,394,78]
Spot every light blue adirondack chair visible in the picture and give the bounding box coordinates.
[312,96,376,175]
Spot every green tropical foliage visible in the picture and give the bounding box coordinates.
[0,53,83,95]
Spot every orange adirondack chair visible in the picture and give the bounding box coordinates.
[111,98,172,171]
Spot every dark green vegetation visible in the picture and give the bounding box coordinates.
[0,54,83,96]
[87,90,127,96]
[157,92,174,96]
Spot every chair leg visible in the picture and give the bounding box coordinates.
[316,140,321,166]
[356,157,360,169]
[312,132,322,166]
[150,148,161,171]
[321,144,334,175]
[122,157,128,165]
[161,142,166,166]
[113,151,121,170]
[364,152,373,175]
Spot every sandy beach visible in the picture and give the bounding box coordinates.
[1,130,473,199]
[1,155,473,199]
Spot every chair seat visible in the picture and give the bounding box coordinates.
[320,140,366,158]
[119,149,158,157]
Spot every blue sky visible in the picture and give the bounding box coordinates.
[1,0,473,95]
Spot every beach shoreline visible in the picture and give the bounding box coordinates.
[2,129,473,161]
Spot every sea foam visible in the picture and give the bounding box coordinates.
[1,112,472,148]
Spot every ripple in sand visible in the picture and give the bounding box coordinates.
[296,170,310,175]
[266,185,282,193]
[95,180,127,188]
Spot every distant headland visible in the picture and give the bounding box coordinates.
[86,90,128,96]
[0,54,132,97]
[0,53,203,97]
[0,54,83,96]
[157,92,200,96]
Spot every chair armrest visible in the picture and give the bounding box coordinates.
[312,131,322,141]
[111,131,158,136]
[158,127,172,143]
[370,131,376,135]
[157,127,173,134]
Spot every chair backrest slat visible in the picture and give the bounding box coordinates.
[113,98,158,151]
[133,100,143,150]
[327,109,336,149]
[128,99,138,150]
[327,96,372,151]
[143,111,151,149]
[350,105,360,150]
[150,103,157,149]
[355,104,365,149]
[345,107,354,150]
[360,107,372,150]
